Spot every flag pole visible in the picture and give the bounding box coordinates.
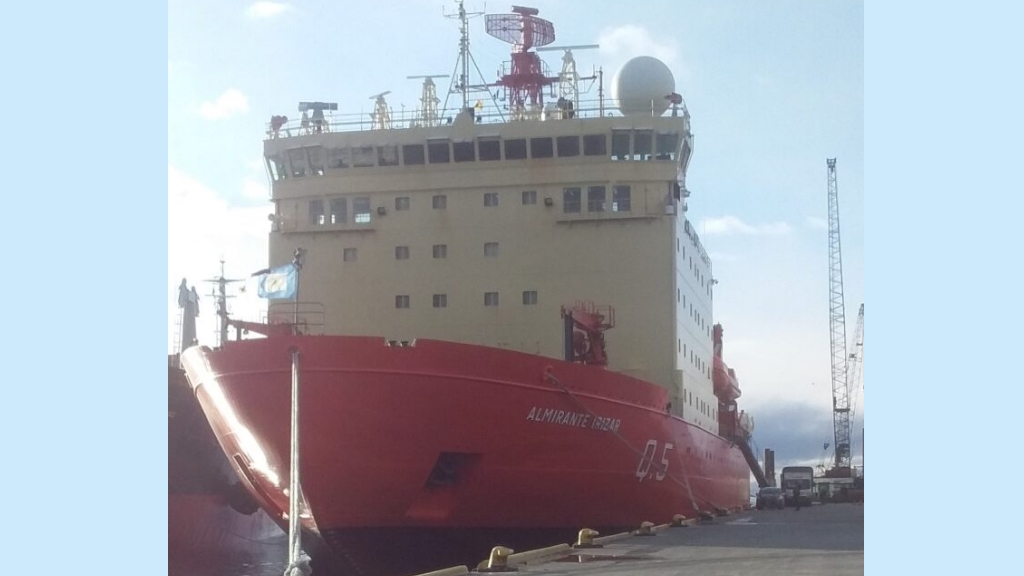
[292,248,304,328]
[284,346,309,576]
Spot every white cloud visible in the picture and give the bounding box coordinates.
[597,25,685,82]
[243,179,269,201]
[805,216,828,230]
[199,89,249,120]
[246,2,293,19]
[168,166,269,351]
[700,215,792,236]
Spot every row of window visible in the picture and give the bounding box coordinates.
[682,219,711,268]
[678,339,712,379]
[268,130,682,180]
[681,389,717,422]
[395,291,539,308]
[563,185,631,213]
[678,291,712,338]
[677,237,713,299]
[339,242,501,262]
[305,186,634,226]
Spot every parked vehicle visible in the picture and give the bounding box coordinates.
[781,466,815,507]
[756,486,785,510]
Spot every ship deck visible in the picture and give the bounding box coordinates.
[414,502,863,576]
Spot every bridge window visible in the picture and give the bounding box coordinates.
[327,146,350,169]
[611,130,630,160]
[583,134,606,156]
[309,199,324,225]
[633,130,653,160]
[353,197,371,223]
[307,146,325,175]
[612,185,631,212]
[288,149,309,177]
[352,146,375,168]
[587,185,606,212]
[530,137,553,158]
[563,187,581,213]
[378,145,399,166]
[266,154,287,180]
[402,144,425,165]
[478,138,501,161]
[505,138,527,160]
[656,132,679,160]
[453,141,475,162]
[329,198,347,224]
[428,140,451,163]
[557,135,580,157]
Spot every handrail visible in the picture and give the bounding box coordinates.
[265,97,690,139]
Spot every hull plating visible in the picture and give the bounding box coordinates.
[181,336,749,573]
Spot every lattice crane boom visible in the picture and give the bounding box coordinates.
[827,158,852,470]
[847,304,864,461]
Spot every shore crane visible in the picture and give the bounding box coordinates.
[826,158,853,472]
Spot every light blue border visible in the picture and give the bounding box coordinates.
[866,1,1022,572]
[0,3,167,569]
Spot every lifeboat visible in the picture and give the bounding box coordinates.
[713,357,741,402]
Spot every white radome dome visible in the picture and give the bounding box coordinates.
[612,56,676,117]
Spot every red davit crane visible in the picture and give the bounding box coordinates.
[561,301,614,366]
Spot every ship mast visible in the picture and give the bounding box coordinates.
[202,259,243,347]
[442,0,499,118]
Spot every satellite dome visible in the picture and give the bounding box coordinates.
[612,56,676,117]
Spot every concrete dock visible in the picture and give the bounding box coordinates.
[452,503,863,576]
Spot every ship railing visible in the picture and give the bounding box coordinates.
[265,97,690,139]
[264,302,326,336]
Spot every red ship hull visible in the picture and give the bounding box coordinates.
[168,364,284,573]
[181,336,750,575]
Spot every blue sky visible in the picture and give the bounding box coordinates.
[169,0,864,473]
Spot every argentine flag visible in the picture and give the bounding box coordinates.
[257,264,297,299]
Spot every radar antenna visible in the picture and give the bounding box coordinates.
[297,101,337,134]
[369,91,392,130]
[407,75,449,127]
[536,44,599,114]
[485,6,559,119]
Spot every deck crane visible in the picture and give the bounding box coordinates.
[826,158,853,472]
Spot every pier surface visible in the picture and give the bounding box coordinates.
[471,503,863,576]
